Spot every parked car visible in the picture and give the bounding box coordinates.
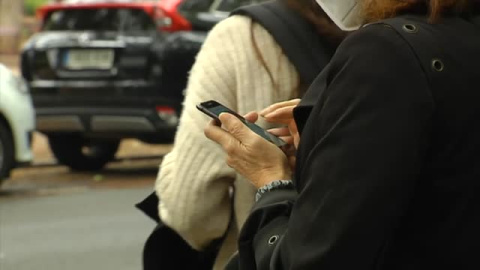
[158,0,258,32]
[21,0,258,171]
[176,0,257,30]
[21,1,180,171]
[0,64,35,183]
[157,0,260,102]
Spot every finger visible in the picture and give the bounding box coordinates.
[263,105,297,123]
[259,99,301,116]
[244,111,258,123]
[293,134,300,149]
[219,113,255,142]
[281,144,296,155]
[287,121,299,137]
[289,156,296,171]
[260,99,300,116]
[279,136,294,145]
[204,119,237,147]
[281,142,296,152]
[267,127,291,137]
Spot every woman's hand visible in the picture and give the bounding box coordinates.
[204,113,292,188]
[260,99,301,148]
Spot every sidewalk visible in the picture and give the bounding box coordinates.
[0,53,20,75]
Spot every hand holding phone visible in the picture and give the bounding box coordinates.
[197,100,287,147]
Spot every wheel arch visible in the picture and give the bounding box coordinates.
[0,113,15,149]
[0,112,16,179]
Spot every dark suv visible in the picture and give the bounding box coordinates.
[21,0,257,171]
[21,1,182,170]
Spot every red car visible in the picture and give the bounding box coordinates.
[157,0,257,32]
[156,0,192,31]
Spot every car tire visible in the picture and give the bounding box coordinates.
[0,121,15,182]
[48,134,120,171]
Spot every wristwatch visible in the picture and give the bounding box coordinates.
[255,180,294,201]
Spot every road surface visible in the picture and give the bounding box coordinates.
[0,187,156,270]
[0,133,173,270]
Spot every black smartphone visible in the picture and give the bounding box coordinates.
[197,100,287,147]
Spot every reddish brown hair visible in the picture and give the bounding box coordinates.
[362,0,472,23]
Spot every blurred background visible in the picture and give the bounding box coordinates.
[0,0,254,269]
[0,1,174,270]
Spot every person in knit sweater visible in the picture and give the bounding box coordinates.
[155,0,343,268]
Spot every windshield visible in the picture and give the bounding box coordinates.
[43,8,156,32]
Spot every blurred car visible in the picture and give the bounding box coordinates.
[0,64,35,183]
[21,0,182,171]
[20,0,258,171]
[157,0,258,32]
[178,0,257,30]
[156,0,192,31]
[157,0,260,98]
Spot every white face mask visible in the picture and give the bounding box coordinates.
[316,0,364,31]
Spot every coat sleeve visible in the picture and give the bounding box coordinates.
[237,24,435,269]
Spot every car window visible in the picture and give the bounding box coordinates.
[178,0,215,12]
[214,0,255,12]
[43,8,156,32]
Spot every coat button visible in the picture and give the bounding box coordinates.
[402,24,418,33]
[432,59,445,72]
[268,235,279,245]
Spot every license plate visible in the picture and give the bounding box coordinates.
[64,49,114,70]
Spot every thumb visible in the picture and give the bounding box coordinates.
[219,113,251,141]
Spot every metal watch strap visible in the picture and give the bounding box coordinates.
[255,180,294,202]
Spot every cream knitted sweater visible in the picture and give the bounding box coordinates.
[155,15,299,269]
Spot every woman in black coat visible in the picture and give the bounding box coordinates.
[205,0,480,269]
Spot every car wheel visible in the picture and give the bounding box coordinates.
[0,121,15,182]
[48,134,120,171]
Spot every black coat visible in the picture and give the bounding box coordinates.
[235,14,480,270]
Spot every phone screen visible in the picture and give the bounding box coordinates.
[197,100,286,147]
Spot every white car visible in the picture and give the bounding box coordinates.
[0,64,35,183]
